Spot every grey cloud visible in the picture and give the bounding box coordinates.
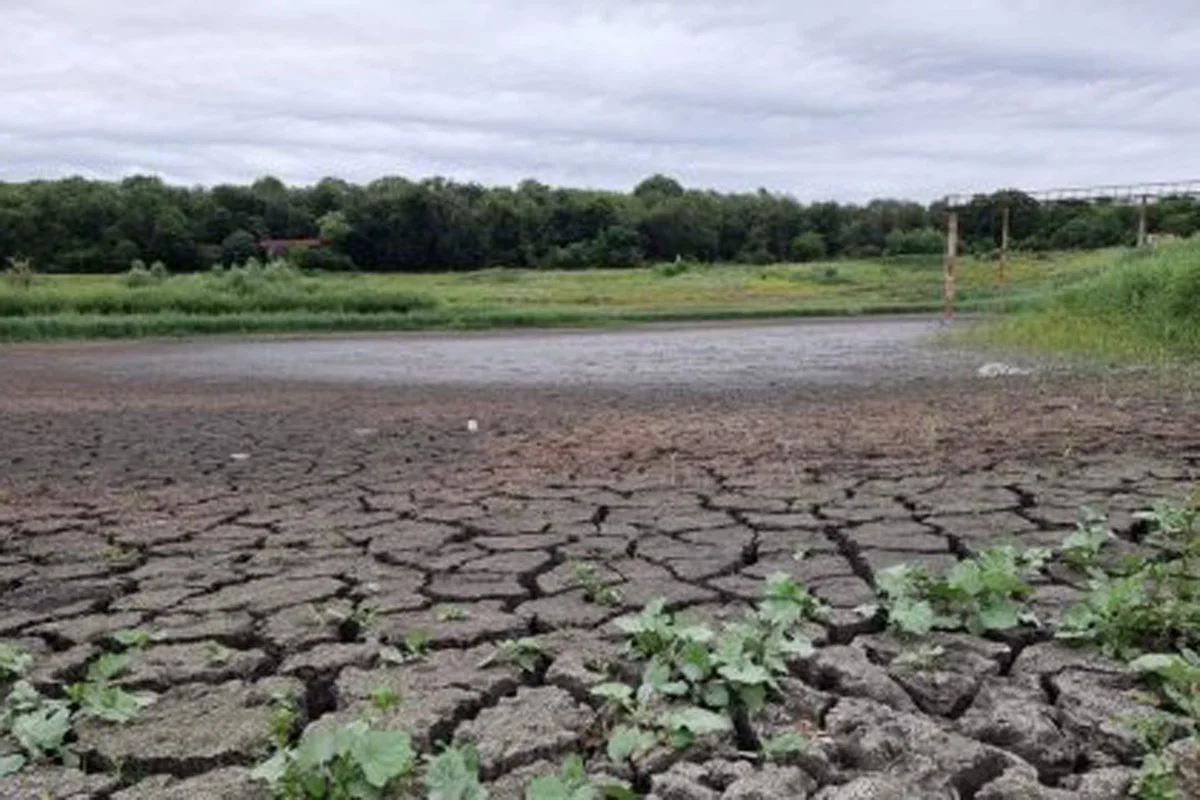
[2,0,1199,200]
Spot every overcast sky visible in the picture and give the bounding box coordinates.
[3,1,1199,201]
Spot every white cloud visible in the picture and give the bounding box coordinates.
[2,0,1199,200]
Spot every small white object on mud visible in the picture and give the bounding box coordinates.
[977,362,1032,378]
[230,453,250,461]
[467,419,479,432]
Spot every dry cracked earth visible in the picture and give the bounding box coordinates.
[1,330,1199,800]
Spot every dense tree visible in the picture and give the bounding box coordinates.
[789,231,826,262]
[0,174,1193,273]
[221,230,260,264]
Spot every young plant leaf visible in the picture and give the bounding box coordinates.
[606,725,656,763]
[0,753,26,777]
[351,729,415,788]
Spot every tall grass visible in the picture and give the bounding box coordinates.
[963,241,1200,361]
[0,260,434,318]
[0,250,1114,341]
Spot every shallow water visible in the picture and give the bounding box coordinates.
[48,317,985,390]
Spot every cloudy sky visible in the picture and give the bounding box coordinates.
[2,0,1199,201]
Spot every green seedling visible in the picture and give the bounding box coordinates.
[1060,508,1115,570]
[571,563,622,607]
[2,638,155,776]
[267,690,299,750]
[434,604,468,622]
[206,642,233,666]
[601,575,821,759]
[1059,557,1199,659]
[1127,714,1196,800]
[657,706,732,750]
[101,545,139,567]
[253,718,417,800]
[892,644,947,672]
[0,753,25,778]
[525,753,637,800]
[380,629,432,665]
[875,546,1049,636]
[66,682,155,724]
[479,638,544,675]
[605,725,657,764]
[761,731,813,762]
[111,629,162,650]
[1131,650,1200,720]
[0,644,33,680]
[1135,499,1199,552]
[85,652,131,683]
[759,572,828,627]
[404,629,431,657]
[369,686,401,714]
[423,744,487,800]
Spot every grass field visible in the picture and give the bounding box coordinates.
[0,250,1119,341]
[961,240,1200,362]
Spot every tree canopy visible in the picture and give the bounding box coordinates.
[1,175,1194,273]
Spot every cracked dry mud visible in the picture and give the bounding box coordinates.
[1,333,1198,799]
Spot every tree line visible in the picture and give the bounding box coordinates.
[2,174,1198,273]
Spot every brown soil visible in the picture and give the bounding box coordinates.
[1,350,1197,799]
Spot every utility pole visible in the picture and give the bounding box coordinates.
[1137,195,1149,247]
[943,210,959,323]
[999,205,1010,313]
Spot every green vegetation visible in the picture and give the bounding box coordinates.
[380,629,433,666]
[963,240,1200,361]
[868,546,1050,636]
[593,574,824,757]
[434,604,467,623]
[570,563,623,608]
[8,174,1190,277]
[856,496,1199,799]
[423,746,489,800]
[0,248,1114,341]
[252,717,419,799]
[525,754,634,800]
[1,637,155,777]
[479,639,545,676]
[1052,498,1198,799]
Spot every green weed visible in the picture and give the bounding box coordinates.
[761,731,814,762]
[871,546,1049,636]
[0,644,33,681]
[479,639,544,676]
[1060,508,1115,570]
[2,643,153,775]
[252,719,417,800]
[595,573,822,758]
[525,753,636,799]
[961,240,1200,361]
[434,604,468,622]
[369,687,402,715]
[381,629,433,666]
[570,563,622,607]
[423,745,487,800]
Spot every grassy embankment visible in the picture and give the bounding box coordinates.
[0,250,1114,341]
[961,240,1200,362]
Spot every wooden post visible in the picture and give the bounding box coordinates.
[999,206,1010,313]
[1138,195,1149,247]
[943,210,959,322]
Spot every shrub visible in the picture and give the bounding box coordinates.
[4,258,35,288]
[290,247,355,272]
[789,232,826,262]
[653,260,696,278]
[124,260,169,288]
